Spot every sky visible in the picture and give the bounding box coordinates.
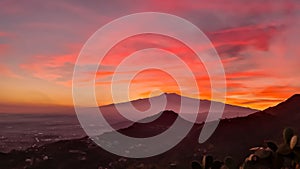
[0,0,300,111]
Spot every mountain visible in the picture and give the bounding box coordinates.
[0,93,257,153]
[263,94,300,116]
[99,93,258,124]
[0,94,299,169]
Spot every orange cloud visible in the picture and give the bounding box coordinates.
[0,64,20,78]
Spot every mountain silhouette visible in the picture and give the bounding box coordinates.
[99,93,257,126]
[0,94,299,169]
[264,94,300,116]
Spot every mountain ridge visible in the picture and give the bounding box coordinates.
[99,93,258,124]
[1,94,299,169]
[262,94,300,116]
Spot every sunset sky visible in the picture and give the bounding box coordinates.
[0,0,300,112]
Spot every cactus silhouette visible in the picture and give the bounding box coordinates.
[192,128,300,169]
[291,135,298,150]
[191,161,202,169]
[211,160,223,169]
[265,141,278,152]
[223,156,236,169]
[283,127,294,145]
[239,128,300,169]
[202,155,214,169]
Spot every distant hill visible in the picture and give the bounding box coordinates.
[99,93,258,124]
[0,94,299,169]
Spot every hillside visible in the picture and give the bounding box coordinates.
[0,94,299,169]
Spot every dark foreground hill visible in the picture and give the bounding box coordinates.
[0,94,299,169]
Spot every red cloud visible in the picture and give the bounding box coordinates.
[0,32,12,55]
[20,54,76,83]
[0,44,10,55]
[0,32,10,37]
[209,23,283,54]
